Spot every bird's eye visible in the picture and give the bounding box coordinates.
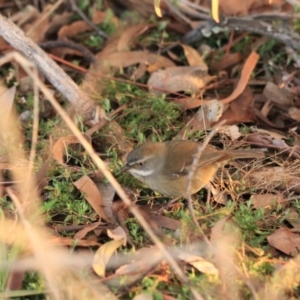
[137,162,144,166]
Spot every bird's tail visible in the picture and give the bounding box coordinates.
[229,149,265,159]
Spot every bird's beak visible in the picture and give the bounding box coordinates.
[117,164,131,175]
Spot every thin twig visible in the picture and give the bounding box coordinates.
[7,188,62,300]
[186,119,226,230]
[69,0,108,39]
[26,67,39,189]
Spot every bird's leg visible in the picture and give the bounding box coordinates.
[206,182,228,204]
[206,184,212,205]
[160,197,181,212]
[193,193,209,214]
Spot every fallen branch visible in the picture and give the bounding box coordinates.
[0,14,105,125]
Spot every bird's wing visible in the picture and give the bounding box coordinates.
[163,140,230,179]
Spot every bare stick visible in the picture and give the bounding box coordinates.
[0,14,102,124]
[69,0,108,39]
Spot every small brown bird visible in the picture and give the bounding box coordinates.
[120,140,264,197]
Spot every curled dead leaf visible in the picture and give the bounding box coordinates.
[263,81,294,106]
[250,194,285,209]
[73,175,113,223]
[103,51,175,70]
[285,208,300,228]
[58,10,113,40]
[288,107,300,121]
[219,85,255,125]
[181,44,208,70]
[220,51,259,104]
[219,125,241,140]
[107,226,127,246]
[177,99,224,138]
[178,252,218,276]
[118,24,154,51]
[93,238,124,277]
[267,228,300,256]
[148,66,211,94]
[173,97,208,110]
[52,134,91,166]
[74,221,102,240]
[26,4,51,43]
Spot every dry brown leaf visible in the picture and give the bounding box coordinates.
[267,227,300,256]
[288,107,300,121]
[104,121,133,155]
[148,66,211,94]
[58,9,110,39]
[107,226,127,246]
[285,208,300,228]
[173,97,208,110]
[52,134,91,166]
[146,55,176,73]
[148,215,181,231]
[219,86,255,125]
[58,20,92,39]
[102,51,148,68]
[219,0,282,15]
[82,39,121,97]
[219,125,241,140]
[250,194,285,209]
[91,9,114,24]
[132,63,148,80]
[246,133,300,159]
[93,238,124,277]
[74,221,102,240]
[249,127,287,140]
[94,182,116,223]
[118,24,154,51]
[181,44,208,69]
[219,0,251,15]
[177,99,224,138]
[102,51,174,71]
[210,53,243,71]
[220,51,259,104]
[35,155,52,193]
[10,5,39,27]
[46,12,73,36]
[167,50,181,62]
[263,81,294,106]
[178,252,218,275]
[73,175,112,223]
[25,5,51,43]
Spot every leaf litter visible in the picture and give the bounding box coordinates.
[3,0,300,298]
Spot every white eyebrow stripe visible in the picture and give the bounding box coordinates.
[129,168,154,176]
